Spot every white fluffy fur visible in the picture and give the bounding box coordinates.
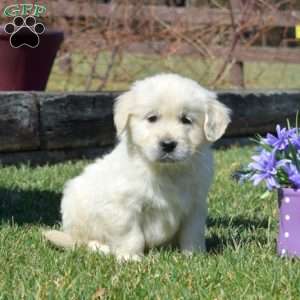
[43,73,231,261]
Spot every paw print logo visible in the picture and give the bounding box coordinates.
[4,16,45,48]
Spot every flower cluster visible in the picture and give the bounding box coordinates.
[236,124,300,190]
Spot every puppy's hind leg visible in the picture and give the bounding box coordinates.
[42,230,76,249]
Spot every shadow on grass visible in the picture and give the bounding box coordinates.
[206,215,270,254]
[0,188,61,226]
[207,216,269,229]
[1,187,271,254]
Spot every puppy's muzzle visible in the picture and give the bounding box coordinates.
[160,139,178,153]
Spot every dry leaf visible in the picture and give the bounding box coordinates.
[91,287,106,300]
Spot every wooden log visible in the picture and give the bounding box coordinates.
[0,93,39,152]
[38,92,118,150]
[0,91,300,159]
[0,146,112,166]
[218,91,300,137]
[37,90,300,146]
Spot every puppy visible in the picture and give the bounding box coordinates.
[44,73,231,261]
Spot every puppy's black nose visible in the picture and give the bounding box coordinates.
[160,140,177,153]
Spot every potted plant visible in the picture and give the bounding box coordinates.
[235,119,300,257]
[0,7,64,91]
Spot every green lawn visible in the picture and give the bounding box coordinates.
[46,52,300,92]
[1,146,300,299]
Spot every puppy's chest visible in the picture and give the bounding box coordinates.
[139,182,191,247]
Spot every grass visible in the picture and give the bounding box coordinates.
[1,146,300,299]
[46,52,300,92]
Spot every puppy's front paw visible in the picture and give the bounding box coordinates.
[88,240,111,255]
[116,253,143,263]
[182,250,195,258]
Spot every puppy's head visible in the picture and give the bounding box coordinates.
[114,74,231,164]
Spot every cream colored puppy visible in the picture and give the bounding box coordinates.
[44,73,231,261]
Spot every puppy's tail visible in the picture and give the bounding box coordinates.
[43,230,76,249]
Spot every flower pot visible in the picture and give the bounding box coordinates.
[277,188,300,257]
[0,26,64,91]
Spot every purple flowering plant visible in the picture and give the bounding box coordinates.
[235,117,300,191]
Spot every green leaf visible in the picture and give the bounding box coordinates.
[260,190,271,199]
[249,135,262,145]
[296,111,299,135]
[287,139,300,171]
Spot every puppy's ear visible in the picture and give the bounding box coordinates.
[114,91,134,137]
[204,96,231,142]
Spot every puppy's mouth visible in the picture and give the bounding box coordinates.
[157,153,180,163]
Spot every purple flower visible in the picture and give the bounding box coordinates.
[283,163,300,188]
[290,133,300,151]
[263,125,296,150]
[248,150,288,190]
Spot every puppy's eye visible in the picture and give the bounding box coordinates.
[180,115,193,125]
[147,115,158,123]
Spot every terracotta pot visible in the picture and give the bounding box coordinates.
[277,188,300,257]
[0,26,63,91]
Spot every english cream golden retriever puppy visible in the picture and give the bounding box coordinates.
[44,73,231,261]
